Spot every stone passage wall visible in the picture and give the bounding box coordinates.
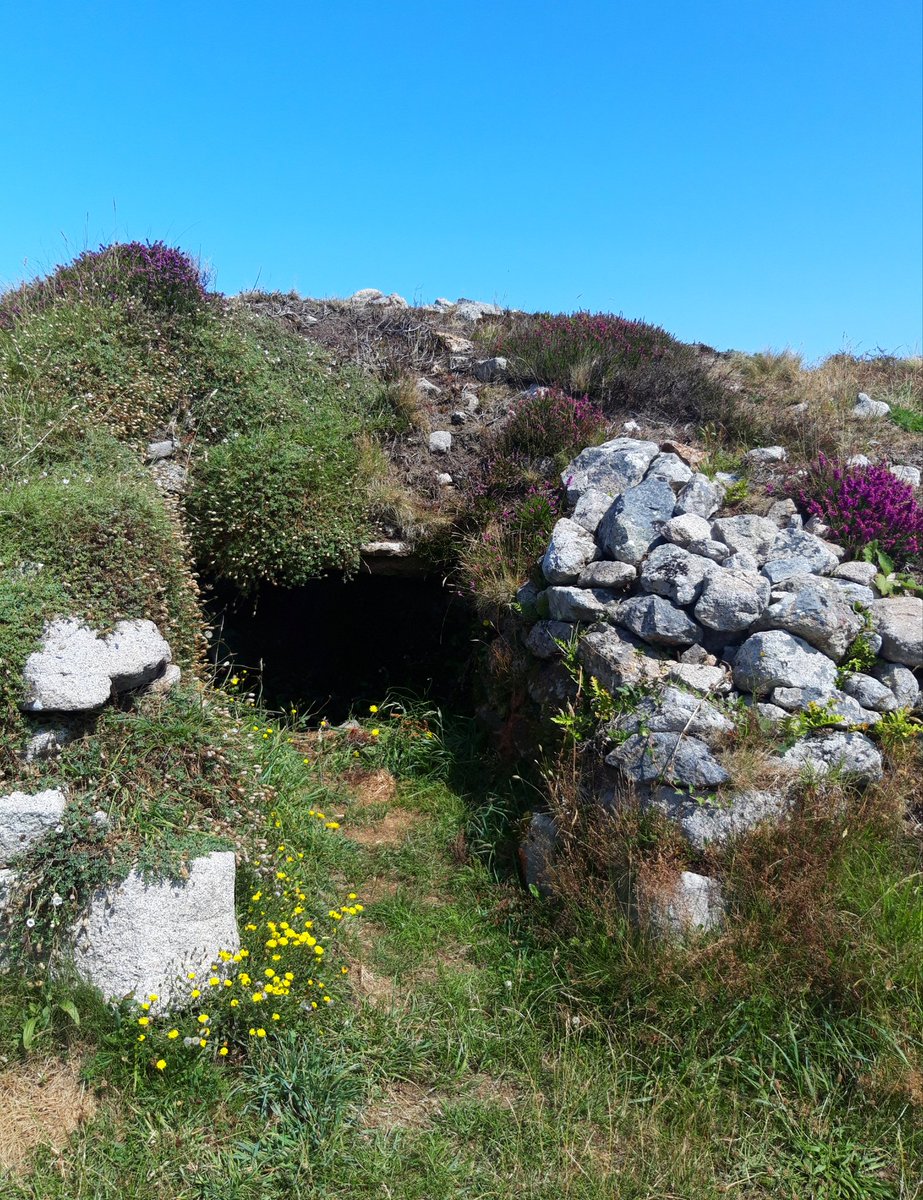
[519,436,922,934]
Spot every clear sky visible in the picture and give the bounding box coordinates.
[1,0,920,361]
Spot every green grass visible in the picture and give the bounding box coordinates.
[2,709,918,1197]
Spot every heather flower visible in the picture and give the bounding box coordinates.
[791,455,923,562]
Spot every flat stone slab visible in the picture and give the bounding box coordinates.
[0,789,67,865]
[647,788,790,850]
[71,851,240,1007]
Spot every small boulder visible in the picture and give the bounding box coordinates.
[644,452,693,486]
[733,630,838,696]
[662,512,713,547]
[673,474,723,520]
[473,357,508,383]
[639,870,724,938]
[640,543,717,607]
[840,672,898,713]
[617,595,702,647]
[694,569,770,634]
[597,477,677,565]
[518,813,558,898]
[571,488,614,535]
[541,519,598,585]
[547,587,620,624]
[780,732,883,782]
[765,527,840,576]
[71,851,240,1007]
[834,561,879,587]
[889,464,921,487]
[872,597,923,667]
[21,619,112,712]
[562,438,660,506]
[852,393,890,419]
[755,575,864,660]
[649,788,790,850]
[608,733,730,788]
[577,626,667,692]
[576,560,636,590]
[0,789,67,865]
[872,662,920,709]
[746,446,787,463]
[712,515,780,564]
[105,620,173,694]
[428,431,452,454]
[525,620,574,659]
[611,686,734,747]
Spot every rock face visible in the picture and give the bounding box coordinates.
[873,597,923,667]
[71,851,240,1007]
[0,789,67,864]
[22,618,172,712]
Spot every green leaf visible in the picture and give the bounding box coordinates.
[876,549,895,574]
[22,1014,40,1050]
[58,999,81,1026]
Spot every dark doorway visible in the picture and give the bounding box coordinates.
[204,573,477,724]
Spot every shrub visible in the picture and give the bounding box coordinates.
[790,455,923,561]
[0,240,208,327]
[458,483,561,611]
[492,387,605,462]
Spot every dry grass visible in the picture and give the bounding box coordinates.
[0,1056,96,1174]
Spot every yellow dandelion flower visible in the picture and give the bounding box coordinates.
[191,989,201,999]
[155,1059,167,1071]
[137,1017,149,1026]
[167,1029,179,1039]
[219,1046,229,1056]
[256,1028,266,1038]
[137,1034,146,1042]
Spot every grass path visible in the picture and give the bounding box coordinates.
[1,714,918,1198]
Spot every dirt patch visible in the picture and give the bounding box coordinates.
[345,768,398,808]
[348,807,421,848]
[361,1080,445,1132]
[0,1056,96,1174]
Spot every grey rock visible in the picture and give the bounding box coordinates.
[454,298,502,322]
[144,663,182,697]
[674,473,724,519]
[0,867,15,915]
[834,561,878,587]
[416,377,442,396]
[890,464,921,487]
[473,356,508,383]
[746,445,787,463]
[766,528,840,575]
[733,630,839,696]
[754,702,789,722]
[607,733,730,787]
[0,789,67,865]
[780,732,883,782]
[617,595,702,647]
[662,512,713,547]
[571,488,614,535]
[640,870,724,938]
[105,620,172,694]
[577,626,667,692]
[561,438,660,506]
[770,686,872,726]
[873,597,923,667]
[576,560,636,590]
[761,557,823,585]
[648,792,792,849]
[840,673,898,712]
[687,538,730,563]
[612,686,734,747]
[804,515,830,537]
[831,581,876,607]
[349,288,385,304]
[621,419,641,434]
[597,477,677,565]
[694,569,770,634]
[649,788,790,850]
[847,454,872,467]
[528,662,579,708]
[22,725,75,763]
[428,431,452,454]
[645,452,693,486]
[151,460,187,494]
[525,620,575,659]
[71,851,240,1007]
[766,498,799,527]
[853,393,890,418]
[872,662,920,709]
[518,813,557,898]
[541,519,599,585]
[547,586,621,623]
[679,644,715,665]
[436,472,453,486]
[450,411,467,426]
[712,515,780,564]
[755,575,864,659]
[640,543,717,607]
[723,550,760,573]
[146,439,174,463]
[665,662,732,694]
[22,619,113,712]
[515,581,542,616]
[715,471,743,487]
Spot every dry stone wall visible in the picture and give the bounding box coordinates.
[519,435,922,935]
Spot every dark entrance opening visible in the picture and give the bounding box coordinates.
[204,572,477,725]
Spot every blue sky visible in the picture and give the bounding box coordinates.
[1,0,920,361]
